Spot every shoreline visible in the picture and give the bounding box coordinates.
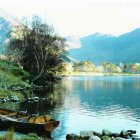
[62,72,140,76]
[66,129,138,140]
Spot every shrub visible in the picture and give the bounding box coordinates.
[20,133,39,140]
[3,129,14,140]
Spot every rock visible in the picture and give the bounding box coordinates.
[127,130,136,134]
[111,133,120,137]
[93,131,102,137]
[34,96,39,102]
[66,134,79,140]
[101,136,111,140]
[120,130,131,139]
[80,131,93,137]
[0,98,6,103]
[132,137,139,140]
[10,95,20,102]
[132,135,139,140]
[115,137,127,140]
[89,135,101,140]
[102,129,112,136]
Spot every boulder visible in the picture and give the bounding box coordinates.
[132,137,139,140]
[89,135,101,140]
[115,137,127,140]
[101,136,111,140]
[93,131,102,137]
[132,135,139,140]
[111,133,120,137]
[80,131,93,137]
[102,129,112,136]
[120,130,131,139]
[66,134,79,140]
[127,130,136,134]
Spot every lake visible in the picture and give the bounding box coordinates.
[1,76,140,139]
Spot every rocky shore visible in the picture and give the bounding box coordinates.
[66,129,139,140]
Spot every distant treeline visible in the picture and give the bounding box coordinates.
[62,61,140,74]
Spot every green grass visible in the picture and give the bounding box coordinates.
[0,59,30,100]
[0,130,40,140]
[0,89,24,100]
[20,133,39,140]
[0,60,30,87]
[0,129,14,140]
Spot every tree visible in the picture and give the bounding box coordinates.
[102,62,117,75]
[73,61,95,72]
[123,63,140,74]
[8,16,67,87]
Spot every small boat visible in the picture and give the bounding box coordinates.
[0,108,60,138]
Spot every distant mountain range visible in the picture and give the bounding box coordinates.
[0,17,11,44]
[0,16,12,53]
[0,9,20,52]
[69,28,140,64]
[0,9,140,65]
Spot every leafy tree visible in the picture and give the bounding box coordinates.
[130,64,140,73]
[73,61,95,72]
[123,63,140,74]
[8,16,67,87]
[102,62,117,74]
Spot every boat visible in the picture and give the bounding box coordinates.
[0,108,60,138]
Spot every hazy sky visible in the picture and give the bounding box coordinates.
[0,0,140,36]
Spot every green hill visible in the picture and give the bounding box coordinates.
[0,60,30,99]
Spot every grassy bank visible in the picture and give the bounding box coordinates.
[0,60,30,100]
[0,60,30,86]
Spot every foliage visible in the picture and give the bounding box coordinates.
[0,89,24,100]
[2,129,14,140]
[0,59,29,101]
[11,66,30,80]
[73,61,95,72]
[60,60,140,75]
[0,131,39,140]
[8,16,67,86]
[20,133,39,140]
[0,60,30,87]
[123,63,140,74]
[102,62,118,74]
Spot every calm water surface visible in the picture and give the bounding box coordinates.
[1,76,140,139]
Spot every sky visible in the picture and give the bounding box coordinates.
[0,0,140,37]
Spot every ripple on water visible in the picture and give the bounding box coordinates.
[2,76,140,139]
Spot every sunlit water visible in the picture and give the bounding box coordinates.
[1,76,140,139]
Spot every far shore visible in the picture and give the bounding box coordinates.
[61,72,140,76]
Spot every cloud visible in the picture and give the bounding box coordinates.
[0,0,140,36]
[66,36,81,50]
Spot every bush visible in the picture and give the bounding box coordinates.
[3,129,14,140]
[27,133,39,138]
[11,67,30,80]
[20,133,39,140]
[0,89,24,101]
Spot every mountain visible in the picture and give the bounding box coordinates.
[1,9,140,65]
[0,8,19,26]
[0,17,11,45]
[0,9,20,49]
[69,29,140,64]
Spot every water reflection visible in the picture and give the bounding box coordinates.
[1,76,140,139]
[52,76,140,139]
